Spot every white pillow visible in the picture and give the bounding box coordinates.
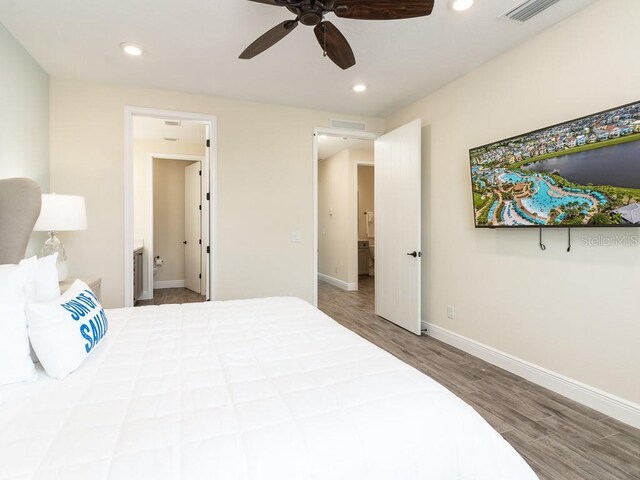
[19,254,61,363]
[0,265,37,384]
[27,280,108,380]
[19,253,60,303]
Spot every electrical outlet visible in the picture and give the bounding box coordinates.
[447,305,455,320]
[291,231,302,243]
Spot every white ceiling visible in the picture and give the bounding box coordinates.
[133,116,206,143]
[318,135,373,160]
[0,0,596,117]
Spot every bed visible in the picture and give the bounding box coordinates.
[0,177,535,479]
[0,296,537,479]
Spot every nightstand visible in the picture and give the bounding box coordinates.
[60,277,102,302]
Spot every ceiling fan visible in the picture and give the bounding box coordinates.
[239,0,435,70]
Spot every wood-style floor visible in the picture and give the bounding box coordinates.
[135,287,205,306]
[319,276,640,480]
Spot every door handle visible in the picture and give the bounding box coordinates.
[406,251,422,258]
[183,241,188,245]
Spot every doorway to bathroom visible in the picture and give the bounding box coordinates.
[136,154,206,306]
[126,110,215,307]
[316,133,376,308]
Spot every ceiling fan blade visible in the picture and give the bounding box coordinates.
[314,22,356,70]
[247,0,284,5]
[333,0,434,20]
[239,20,299,60]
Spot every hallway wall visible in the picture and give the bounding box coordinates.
[318,149,353,287]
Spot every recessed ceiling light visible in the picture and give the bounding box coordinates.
[353,83,367,93]
[450,0,474,11]
[121,43,143,56]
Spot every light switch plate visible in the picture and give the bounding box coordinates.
[447,305,455,320]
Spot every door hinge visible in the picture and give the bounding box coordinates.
[199,273,202,279]
[206,246,210,254]
[206,193,210,201]
[206,139,210,148]
[199,205,202,211]
[199,170,201,176]
[199,239,202,245]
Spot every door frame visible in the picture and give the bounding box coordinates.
[312,127,379,307]
[145,154,205,300]
[124,106,218,307]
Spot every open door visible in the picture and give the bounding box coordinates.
[184,162,202,293]
[375,119,422,335]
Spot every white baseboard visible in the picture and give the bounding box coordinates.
[318,273,357,291]
[154,280,185,289]
[423,321,640,429]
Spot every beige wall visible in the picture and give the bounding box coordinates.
[0,23,49,256]
[153,158,196,283]
[133,139,204,293]
[357,165,374,240]
[49,79,384,307]
[318,150,353,285]
[386,0,640,404]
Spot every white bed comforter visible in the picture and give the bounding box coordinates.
[0,297,537,480]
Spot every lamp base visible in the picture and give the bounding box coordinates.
[40,232,69,282]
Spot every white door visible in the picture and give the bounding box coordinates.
[375,119,422,335]
[184,162,202,293]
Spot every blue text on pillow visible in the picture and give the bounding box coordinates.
[61,289,99,320]
[80,309,108,353]
[60,289,109,353]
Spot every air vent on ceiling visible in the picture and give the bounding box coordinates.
[330,119,366,131]
[164,120,182,127]
[163,137,179,142]
[500,0,560,22]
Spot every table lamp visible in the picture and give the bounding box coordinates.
[33,193,87,281]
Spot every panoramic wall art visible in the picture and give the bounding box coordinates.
[469,101,640,228]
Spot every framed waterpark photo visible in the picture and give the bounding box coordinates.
[469,100,640,228]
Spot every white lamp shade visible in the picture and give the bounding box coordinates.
[33,194,87,232]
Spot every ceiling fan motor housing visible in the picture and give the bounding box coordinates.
[298,1,324,26]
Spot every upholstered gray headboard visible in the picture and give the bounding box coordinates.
[0,178,42,264]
